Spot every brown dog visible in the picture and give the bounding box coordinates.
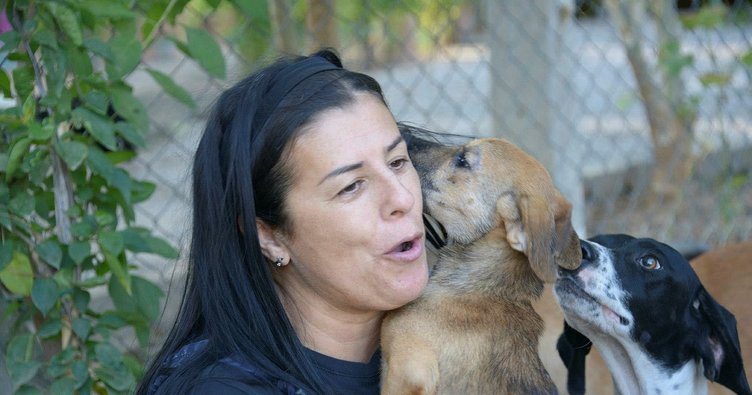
[537,239,752,395]
[381,133,582,394]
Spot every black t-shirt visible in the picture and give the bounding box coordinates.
[151,341,381,395]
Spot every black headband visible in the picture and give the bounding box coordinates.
[257,56,342,127]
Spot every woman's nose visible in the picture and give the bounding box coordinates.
[384,174,416,218]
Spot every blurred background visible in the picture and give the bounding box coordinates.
[2,0,751,392]
[128,0,751,288]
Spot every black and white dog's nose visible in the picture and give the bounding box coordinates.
[580,239,595,263]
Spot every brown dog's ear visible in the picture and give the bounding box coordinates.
[552,194,582,271]
[499,193,557,282]
[498,192,581,282]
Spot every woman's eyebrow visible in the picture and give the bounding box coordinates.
[386,135,404,153]
[319,162,363,185]
[318,135,404,185]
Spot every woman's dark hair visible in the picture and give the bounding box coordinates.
[136,49,388,394]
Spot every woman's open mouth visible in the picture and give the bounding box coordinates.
[386,235,424,262]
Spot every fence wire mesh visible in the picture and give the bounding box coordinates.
[124,0,752,346]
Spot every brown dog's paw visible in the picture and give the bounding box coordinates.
[381,364,439,395]
[381,346,439,395]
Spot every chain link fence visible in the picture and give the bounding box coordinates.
[123,0,752,344]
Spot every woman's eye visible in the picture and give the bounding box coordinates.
[454,152,470,169]
[338,180,364,196]
[389,158,409,171]
[637,255,661,270]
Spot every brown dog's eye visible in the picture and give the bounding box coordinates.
[454,152,471,169]
[637,255,661,270]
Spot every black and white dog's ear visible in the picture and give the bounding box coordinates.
[556,321,592,395]
[694,288,752,395]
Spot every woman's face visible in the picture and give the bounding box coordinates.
[274,93,428,315]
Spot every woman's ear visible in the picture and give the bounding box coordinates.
[256,219,290,266]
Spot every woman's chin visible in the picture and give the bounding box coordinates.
[385,255,429,308]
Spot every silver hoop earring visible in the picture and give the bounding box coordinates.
[275,256,285,267]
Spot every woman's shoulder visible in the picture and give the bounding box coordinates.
[189,358,291,394]
[149,340,303,395]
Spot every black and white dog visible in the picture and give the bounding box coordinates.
[554,234,751,395]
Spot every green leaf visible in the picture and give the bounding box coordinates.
[29,123,54,142]
[77,275,109,288]
[71,288,90,312]
[6,136,32,181]
[50,378,77,395]
[0,240,14,271]
[114,121,145,148]
[133,276,164,321]
[31,278,59,315]
[105,34,142,80]
[95,365,134,392]
[0,251,34,296]
[68,241,91,264]
[64,44,93,76]
[699,72,732,87]
[96,343,123,368]
[72,317,91,340]
[0,69,11,97]
[146,68,196,108]
[105,252,131,294]
[679,5,727,29]
[131,180,156,203]
[32,28,59,49]
[36,240,63,269]
[22,94,36,123]
[8,361,41,390]
[99,231,124,255]
[742,51,752,67]
[109,85,149,132]
[6,333,33,362]
[71,219,96,238]
[47,348,75,378]
[44,3,83,46]
[122,228,178,258]
[72,107,118,151]
[55,140,89,170]
[83,38,115,61]
[98,312,128,328]
[42,47,67,98]
[72,360,88,388]
[185,27,226,79]
[0,30,21,49]
[83,90,109,116]
[9,190,35,217]
[73,0,136,19]
[86,147,117,181]
[12,66,35,100]
[14,385,43,395]
[108,275,136,312]
[95,209,117,226]
[38,319,63,338]
[110,168,133,204]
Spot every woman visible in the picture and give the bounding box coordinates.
[137,49,429,394]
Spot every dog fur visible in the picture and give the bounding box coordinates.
[380,133,582,395]
[552,235,751,395]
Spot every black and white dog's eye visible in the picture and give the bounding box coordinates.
[637,255,661,270]
[454,152,471,169]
